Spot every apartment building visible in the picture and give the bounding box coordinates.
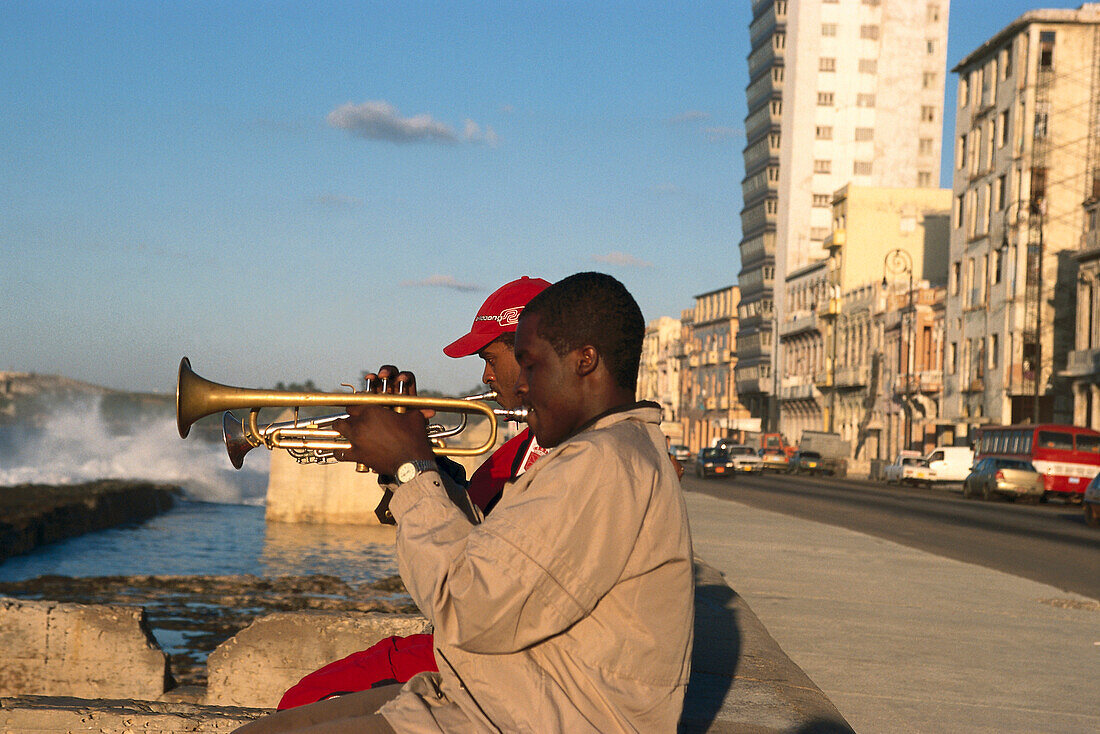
[677,286,752,452]
[945,4,1100,427]
[637,316,683,440]
[778,186,951,456]
[1066,197,1100,427]
[737,0,950,430]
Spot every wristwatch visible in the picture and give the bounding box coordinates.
[395,459,438,486]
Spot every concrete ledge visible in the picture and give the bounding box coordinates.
[0,597,170,701]
[205,611,432,708]
[0,563,851,732]
[681,561,853,733]
[0,695,265,732]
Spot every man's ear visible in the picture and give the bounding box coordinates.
[575,345,599,378]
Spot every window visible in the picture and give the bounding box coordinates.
[854,161,873,175]
[951,261,961,295]
[921,105,936,123]
[813,194,831,207]
[817,92,834,106]
[1039,31,1055,69]
[814,159,832,174]
[855,127,874,141]
[822,23,837,37]
[770,99,782,116]
[927,4,941,22]
[815,125,833,139]
[993,247,1003,284]
[857,94,876,108]
[1038,430,1073,450]
[918,171,932,187]
[959,76,969,106]
[820,57,836,72]
[1003,43,1013,79]
[861,25,880,41]
[1078,435,1100,453]
[997,174,1007,210]
[859,58,877,74]
[999,110,1009,148]
[923,72,937,89]
[919,138,934,155]
[927,40,937,55]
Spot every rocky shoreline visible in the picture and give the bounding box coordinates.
[0,479,180,563]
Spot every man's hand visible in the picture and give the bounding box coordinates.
[332,404,436,477]
[332,364,435,476]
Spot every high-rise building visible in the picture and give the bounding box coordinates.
[944,4,1100,427]
[736,0,950,429]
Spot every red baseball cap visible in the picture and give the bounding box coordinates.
[443,276,551,358]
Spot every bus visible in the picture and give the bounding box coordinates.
[974,424,1100,500]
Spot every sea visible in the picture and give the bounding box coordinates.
[0,406,398,584]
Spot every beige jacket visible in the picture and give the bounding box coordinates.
[379,403,694,733]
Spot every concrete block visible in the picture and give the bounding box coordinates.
[0,597,169,701]
[0,695,266,733]
[205,611,431,708]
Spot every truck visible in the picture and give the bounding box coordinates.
[793,430,850,477]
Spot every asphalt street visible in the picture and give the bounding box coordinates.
[682,475,1100,734]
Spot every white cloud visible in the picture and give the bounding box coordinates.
[667,110,711,124]
[401,275,483,292]
[592,252,653,269]
[327,100,493,145]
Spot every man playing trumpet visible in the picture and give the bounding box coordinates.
[274,276,551,710]
[239,272,694,733]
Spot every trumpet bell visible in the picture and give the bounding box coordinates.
[222,411,256,470]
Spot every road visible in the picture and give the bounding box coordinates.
[684,470,1100,599]
[681,473,1100,733]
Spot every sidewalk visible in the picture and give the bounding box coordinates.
[684,489,1100,734]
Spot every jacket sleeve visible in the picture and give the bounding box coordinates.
[388,437,653,654]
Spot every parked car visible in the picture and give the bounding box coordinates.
[694,447,734,478]
[883,451,929,485]
[923,446,975,484]
[1084,473,1100,527]
[962,457,1045,502]
[789,450,834,476]
[668,444,691,462]
[724,444,762,473]
[757,447,790,472]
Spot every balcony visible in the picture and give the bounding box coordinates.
[1065,348,1100,378]
[961,378,985,393]
[735,376,772,395]
[835,364,870,387]
[824,228,846,250]
[778,311,817,337]
[896,371,943,394]
[814,370,833,387]
[780,382,819,401]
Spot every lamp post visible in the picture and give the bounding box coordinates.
[883,248,914,450]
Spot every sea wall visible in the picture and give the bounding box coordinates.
[0,562,853,733]
[0,480,179,563]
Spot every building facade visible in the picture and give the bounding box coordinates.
[737,0,950,430]
[1066,197,1100,427]
[945,5,1100,428]
[637,316,683,441]
[678,286,751,453]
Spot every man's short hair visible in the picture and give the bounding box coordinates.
[523,272,644,391]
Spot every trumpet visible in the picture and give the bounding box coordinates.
[177,358,523,468]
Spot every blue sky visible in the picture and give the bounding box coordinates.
[1,1,1084,395]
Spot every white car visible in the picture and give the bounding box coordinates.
[883,452,929,485]
[724,445,762,473]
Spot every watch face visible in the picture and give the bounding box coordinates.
[397,462,418,484]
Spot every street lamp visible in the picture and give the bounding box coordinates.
[883,248,914,450]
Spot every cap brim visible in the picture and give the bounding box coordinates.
[443,330,497,358]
